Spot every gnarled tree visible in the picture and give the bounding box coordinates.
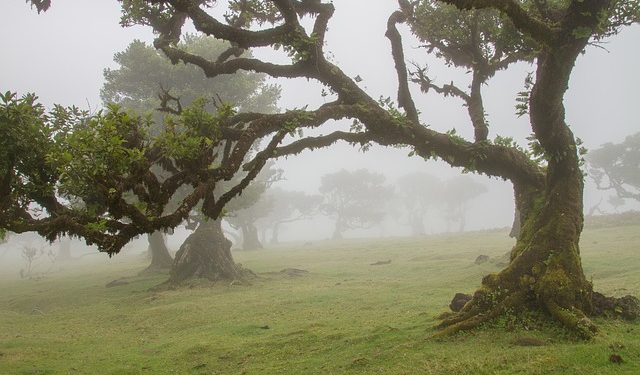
[102,35,280,272]
[17,0,640,335]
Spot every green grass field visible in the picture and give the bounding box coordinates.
[1,224,639,374]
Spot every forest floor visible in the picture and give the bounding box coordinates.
[0,221,638,374]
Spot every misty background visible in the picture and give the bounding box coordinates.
[1,0,638,264]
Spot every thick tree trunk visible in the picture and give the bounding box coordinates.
[509,208,521,238]
[438,34,606,338]
[241,223,263,250]
[167,219,244,284]
[270,222,281,244]
[438,178,599,338]
[332,217,345,240]
[141,231,173,274]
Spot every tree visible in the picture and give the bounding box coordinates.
[101,36,280,273]
[16,0,640,336]
[224,163,281,250]
[258,187,322,244]
[0,89,287,284]
[587,132,640,203]
[319,169,392,240]
[397,172,442,236]
[442,175,487,232]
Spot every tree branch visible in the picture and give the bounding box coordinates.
[441,0,557,45]
[386,10,420,124]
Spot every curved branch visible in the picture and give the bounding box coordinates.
[386,10,420,124]
[171,0,295,49]
[244,130,374,170]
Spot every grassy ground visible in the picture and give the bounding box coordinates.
[0,224,638,374]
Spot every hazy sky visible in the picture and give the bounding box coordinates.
[1,1,638,236]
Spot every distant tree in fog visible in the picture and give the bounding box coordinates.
[224,166,281,250]
[320,169,392,240]
[442,175,487,232]
[397,172,442,236]
[258,188,322,244]
[587,132,640,204]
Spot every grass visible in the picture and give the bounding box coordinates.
[0,224,639,374]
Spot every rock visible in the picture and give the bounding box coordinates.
[617,295,640,320]
[279,268,309,277]
[449,293,472,312]
[370,260,391,266]
[609,354,623,364]
[593,292,640,320]
[105,279,129,288]
[474,255,490,265]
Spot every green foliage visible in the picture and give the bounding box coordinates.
[0,91,57,207]
[409,1,538,72]
[515,72,534,118]
[281,107,313,136]
[377,96,408,127]
[592,0,640,41]
[48,104,149,200]
[274,29,320,63]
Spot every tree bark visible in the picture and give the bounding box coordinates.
[141,231,173,274]
[509,207,521,238]
[167,219,244,284]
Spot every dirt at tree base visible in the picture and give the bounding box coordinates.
[592,292,640,320]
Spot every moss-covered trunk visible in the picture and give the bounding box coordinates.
[439,39,598,337]
[438,175,597,337]
[141,231,173,274]
[167,219,243,284]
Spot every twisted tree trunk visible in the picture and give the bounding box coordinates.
[167,219,244,284]
[141,231,173,274]
[437,30,607,338]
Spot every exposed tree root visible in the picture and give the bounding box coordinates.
[434,290,527,338]
[433,286,638,340]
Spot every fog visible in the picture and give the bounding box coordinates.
[1,0,639,249]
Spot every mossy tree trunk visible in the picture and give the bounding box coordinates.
[167,219,243,284]
[141,231,173,274]
[438,30,600,338]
